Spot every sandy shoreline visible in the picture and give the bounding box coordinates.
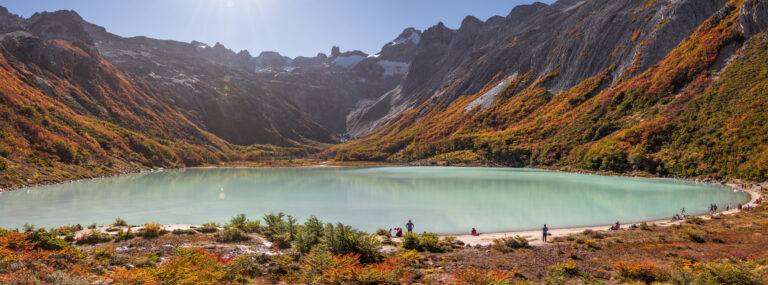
[444,181,764,246]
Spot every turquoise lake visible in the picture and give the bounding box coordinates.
[0,167,750,234]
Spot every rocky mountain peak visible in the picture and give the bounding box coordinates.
[379,27,422,62]
[459,15,483,31]
[0,6,23,31]
[506,1,548,24]
[237,50,252,58]
[26,10,94,45]
[255,51,292,69]
[331,46,341,57]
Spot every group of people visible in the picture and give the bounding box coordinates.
[390,220,415,237]
[673,207,687,220]
[395,196,763,244]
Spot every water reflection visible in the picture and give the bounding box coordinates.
[0,167,749,234]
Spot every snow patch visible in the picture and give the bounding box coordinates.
[564,1,586,12]
[464,73,518,113]
[332,55,364,68]
[377,60,409,76]
[390,32,420,46]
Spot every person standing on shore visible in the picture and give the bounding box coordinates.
[542,224,548,242]
[406,220,414,233]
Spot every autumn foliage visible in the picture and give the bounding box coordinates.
[332,0,768,181]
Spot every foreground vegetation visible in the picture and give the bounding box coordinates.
[2,190,767,284]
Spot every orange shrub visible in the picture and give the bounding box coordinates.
[452,268,516,284]
[154,248,225,284]
[613,260,661,283]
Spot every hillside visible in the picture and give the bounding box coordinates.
[0,8,326,189]
[1,0,767,189]
[332,0,768,181]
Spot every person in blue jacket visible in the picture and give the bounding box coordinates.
[406,220,414,232]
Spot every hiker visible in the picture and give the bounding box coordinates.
[471,228,479,236]
[542,224,548,242]
[673,214,682,220]
[681,207,686,217]
[405,220,414,232]
[388,228,393,236]
[714,204,718,212]
[610,222,620,231]
[738,204,743,210]
[395,227,403,237]
[726,204,730,211]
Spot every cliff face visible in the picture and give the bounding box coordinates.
[334,0,768,181]
[345,0,732,138]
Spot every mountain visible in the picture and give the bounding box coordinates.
[344,0,732,137]
[79,19,333,146]
[0,4,421,188]
[186,31,420,138]
[0,8,330,188]
[1,0,767,187]
[333,0,768,181]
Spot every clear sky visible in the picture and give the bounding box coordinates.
[0,0,555,58]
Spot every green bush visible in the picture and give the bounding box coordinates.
[263,212,298,240]
[52,225,82,236]
[375,228,391,237]
[114,227,136,242]
[223,253,265,283]
[546,261,582,284]
[26,230,70,250]
[140,223,166,239]
[76,230,113,245]
[706,262,759,284]
[215,227,251,243]
[228,213,261,233]
[420,232,440,252]
[172,229,197,235]
[401,232,420,251]
[318,222,382,263]
[45,271,90,285]
[196,222,219,233]
[492,236,529,252]
[270,233,292,249]
[113,218,127,227]
[294,215,325,254]
[684,228,707,243]
[686,216,705,225]
[23,223,36,233]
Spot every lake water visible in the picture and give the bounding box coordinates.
[0,167,749,234]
